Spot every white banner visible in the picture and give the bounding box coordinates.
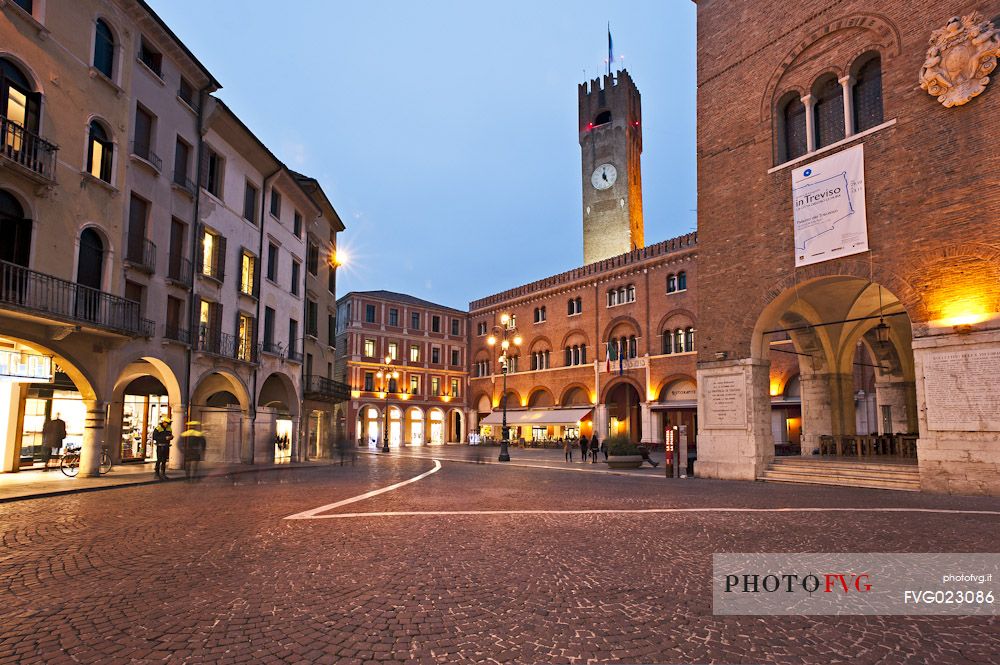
[792,144,868,267]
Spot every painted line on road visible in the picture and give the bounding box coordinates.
[292,506,1000,520]
[370,451,666,479]
[284,459,442,520]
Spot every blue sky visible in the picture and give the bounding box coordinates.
[152,1,697,310]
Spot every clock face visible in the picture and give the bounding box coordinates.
[591,163,617,190]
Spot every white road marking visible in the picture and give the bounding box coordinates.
[284,459,442,520]
[292,506,1000,521]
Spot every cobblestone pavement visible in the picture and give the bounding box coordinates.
[1,455,998,664]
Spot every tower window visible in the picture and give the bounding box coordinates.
[677,271,687,291]
[594,110,611,126]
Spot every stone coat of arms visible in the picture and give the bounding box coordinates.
[920,13,1000,107]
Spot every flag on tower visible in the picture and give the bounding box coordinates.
[608,25,613,75]
[605,341,611,373]
[618,339,624,376]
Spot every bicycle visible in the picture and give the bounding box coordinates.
[60,445,113,477]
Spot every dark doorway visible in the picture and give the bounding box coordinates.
[0,189,30,266]
[605,382,642,442]
[75,228,104,322]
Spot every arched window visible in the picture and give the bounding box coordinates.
[580,344,586,364]
[1,57,40,136]
[567,300,574,315]
[77,228,105,290]
[607,290,616,307]
[628,335,637,358]
[565,346,572,366]
[94,19,115,79]
[813,75,845,149]
[674,329,684,354]
[0,189,30,267]
[626,285,635,302]
[87,120,113,182]
[684,327,695,353]
[667,274,676,293]
[677,271,687,291]
[780,94,807,162]
[618,287,626,303]
[853,54,883,133]
[608,339,618,361]
[662,331,672,355]
[572,345,580,365]
[594,110,611,126]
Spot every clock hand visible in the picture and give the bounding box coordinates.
[602,170,608,182]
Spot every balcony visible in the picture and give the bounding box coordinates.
[196,327,256,364]
[125,236,156,273]
[0,260,142,335]
[166,256,192,286]
[164,323,190,345]
[1,116,57,182]
[172,170,196,197]
[303,375,351,403]
[140,318,155,338]
[130,140,162,172]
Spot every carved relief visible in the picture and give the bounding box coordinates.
[920,13,1000,107]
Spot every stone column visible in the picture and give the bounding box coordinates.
[77,400,106,478]
[640,402,655,445]
[593,404,608,441]
[801,94,816,153]
[104,399,124,465]
[0,382,25,472]
[799,372,855,455]
[839,75,855,137]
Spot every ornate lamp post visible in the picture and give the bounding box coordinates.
[487,313,522,462]
[376,355,398,453]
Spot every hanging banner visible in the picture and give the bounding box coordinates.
[792,144,868,267]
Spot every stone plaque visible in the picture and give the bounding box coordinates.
[924,348,1000,431]
[704,374,747,429]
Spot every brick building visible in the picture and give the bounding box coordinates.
[694,0,1000,494]
[336,291,468,446]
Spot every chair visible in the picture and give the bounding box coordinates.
[819,435,836,456]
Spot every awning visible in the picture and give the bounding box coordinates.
[480,407,593,426]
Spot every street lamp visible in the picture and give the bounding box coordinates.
[376,355,399,453]
[487,313,522,462]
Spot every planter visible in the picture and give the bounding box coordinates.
[606,455,643,469]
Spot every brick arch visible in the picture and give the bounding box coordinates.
[527,387,555,408]
[559,328,591,348]
[601,314,642,342]
[810,68,845,94]
[653,373,697,402]
[743,260,922,359]
[599,376,645,403]
[560,383,593,406]
[760,13,903,122]
[906,243,1000,332]
[527,335,553,353]
[655,308,696,335]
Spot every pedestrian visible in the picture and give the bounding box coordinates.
[563,436,573,462]
[638,444,659,468]
[180,420,206,481]
[590,435,600,463]
[601,437,609,461]
[579,434,589,463]
[151,416,173,480]
[40,412,66,471]
[336,436,349,466]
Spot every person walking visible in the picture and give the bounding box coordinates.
[600,437,609,461]
[151,416,173,480]
[563,436,573,462]
[590,435,600,463]
[579,435,589,463]
[180,421,206,481]
[638,444,659,467]
[40,413,66,471]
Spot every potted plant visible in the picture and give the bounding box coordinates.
[605,435,642,469]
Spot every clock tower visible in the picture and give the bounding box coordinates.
[579,69,644,264]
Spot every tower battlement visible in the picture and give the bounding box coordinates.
[578,69,642,138]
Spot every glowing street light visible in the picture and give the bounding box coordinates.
[375,354,399,453]
[487,313,521,462]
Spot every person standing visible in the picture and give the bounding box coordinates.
[563,436,573,463]
[151,416,173,480]
[40,413,66,471]
[600,437,609,461]
[180,421,206,481]
[590,435,600,463]
[579,435,589,463]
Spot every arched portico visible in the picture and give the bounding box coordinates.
[697,276,918,482]
[108,356,184,467]
[191,370,251,464]
[257,371,300,463]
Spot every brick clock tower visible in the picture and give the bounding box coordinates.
[579,69,644,264]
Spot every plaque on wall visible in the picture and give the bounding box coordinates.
[923,348,1000,431]
[703,374,747,429]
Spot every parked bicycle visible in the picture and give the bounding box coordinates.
[60,445,113,477]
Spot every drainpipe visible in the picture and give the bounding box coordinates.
[184,86,210,431]
[251,167,282,464]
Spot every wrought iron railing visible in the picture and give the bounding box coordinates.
[172,170,196,195]
[0,115,57,181]
[164,323,190,344]
[130,140,162,171]
[286,343,303,363]
[196,326,257,364]
[125,236,156,273]
[0,260,142,335]
[303,375,351,403]
[166,256,191,285]
[260,340,283,356]
[140,318,155,338]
